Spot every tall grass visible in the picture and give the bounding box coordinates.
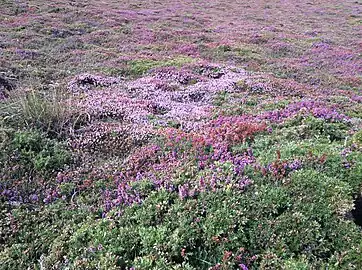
[0,86,86,139]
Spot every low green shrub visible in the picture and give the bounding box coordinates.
[9,130,70,174]
[352,129,362,146]
[0,129,71,202]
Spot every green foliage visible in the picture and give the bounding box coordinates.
[9,130,70,174]
[302,117,349,141]
[203,45,264,66]
[352,129,362,146]
[251,115,351,166]
[0,129,71,200]
[0,201,95,270]
[126,57,194,76]
[261,100,290,111]
[213,91,228,107]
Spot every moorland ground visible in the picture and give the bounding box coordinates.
[0,0,362,269]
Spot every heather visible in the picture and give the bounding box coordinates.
[1,0,362,269]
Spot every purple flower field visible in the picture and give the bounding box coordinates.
[0,0,361,269]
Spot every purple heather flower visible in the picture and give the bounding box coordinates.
[43,195,52,204]
[136,172,143,181]
[341,148,352,157]
[343,162,351,169]
[1,189,12,197]
[178,184,189,200]
[29,194,39,202]
[288,160,302,171]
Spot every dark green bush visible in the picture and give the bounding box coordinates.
[352,129,362,146]
[9,130,71,174]
[0,129,71,202]
[0,201,95,270]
